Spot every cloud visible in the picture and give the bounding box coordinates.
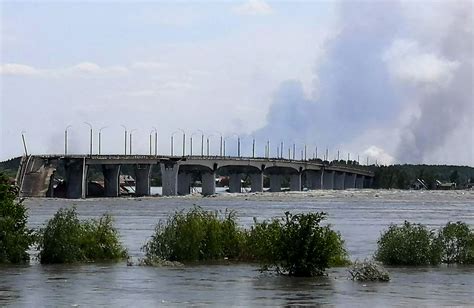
[363,146,395,165]
[0,62,129,77]
[233,0,273,15]
[0,63,40,76]
[384,39,459,89]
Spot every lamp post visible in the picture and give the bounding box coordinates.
[149,127,158,156]
[266,140,270,158]
[206,134,214,157]
[64,125,72,156]
[121,125,127,155]
[214,131,224,157]
[84,122,93,156]
[21,131,28,156]
[252,137,255,158]
[98,126,107,155]
[280,141,283,159]
[171,129,185,156]
[129,129,137,155]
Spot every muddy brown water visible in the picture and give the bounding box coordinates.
[1,190,473,306]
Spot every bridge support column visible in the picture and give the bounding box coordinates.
[66,158,88,199]
[290,173,302,191]
[305,170,322,190]
[161,162,179,196]
[178,172,192,195]
[134,164,152,196]
[334,172,345,190]
[103,164,121,197]
[250,173,263,192]
[229,173,242,193]
[322,170,334,190]
[344,173,356,189]
[356,175,365,189]
[364,177,374,188]
[201,172,216,196]
[269,174,282,192]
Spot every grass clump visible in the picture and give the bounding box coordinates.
[375,221,441,265]
[247,211,349,277]
[0,173,34,264]
[349,260,390,282]
[142,207,246,264]
[437,221,474,264]
[38,208,127,264]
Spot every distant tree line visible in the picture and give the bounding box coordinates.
[370,164,474,189]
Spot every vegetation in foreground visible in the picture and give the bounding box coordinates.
[143,208,349,277]
[38,208,127,264]
[247,211,349,276]
[375,221,474,266]
[142,207,246,265]
[0,173,34,264]
[375,221,441,265]
[437,221,474,264]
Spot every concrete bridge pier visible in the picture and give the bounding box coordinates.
[364,177,374,188]
[356,175,365,189]
[102,164,121,197]
[201,172,216,195]
[269,174,282,192]
[322,170,335,190]
[345,173,357,189]
[290,173,302,191]
[66,158,88,199]
[250,173,263,192]
[334,172,346,190]
[178,172,193,195]
[161,162,179,196]
[229,173,242,193]
[134,164,152,196]
[305,170,322,190]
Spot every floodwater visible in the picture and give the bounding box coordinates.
[1,190,473,306]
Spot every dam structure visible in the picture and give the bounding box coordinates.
[15,155,374,199]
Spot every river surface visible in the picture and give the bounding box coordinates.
[1,190,473,307]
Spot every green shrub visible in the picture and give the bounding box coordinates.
[349,260,390,282]
[38,208,127,264]
[142,207,246,263]
[247,211,349,277]
[375,221,441,265]
[437,221,474,264]
[0,173,34,264]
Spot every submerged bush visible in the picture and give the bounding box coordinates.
[0,174,34,264]
[142,207,246,263]
[247,211,349,277]
[38,208,127,264]
[349,260,390,282]
[437,221,474,264]
[375,221,441,265]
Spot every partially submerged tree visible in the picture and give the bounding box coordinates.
[0,173,34,264]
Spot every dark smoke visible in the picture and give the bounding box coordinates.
[395,2,473,163]
[253,1,402,151]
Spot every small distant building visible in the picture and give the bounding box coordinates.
[435,180,456,190]
[411,179,428,190]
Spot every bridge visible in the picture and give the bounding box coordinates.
[15,155,374,198]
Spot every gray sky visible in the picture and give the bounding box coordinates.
[1,0,472,165]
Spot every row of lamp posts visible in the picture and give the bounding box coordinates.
[61,124,364,164]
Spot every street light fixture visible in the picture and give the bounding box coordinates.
[98,126,107,155]
[84,122,93,156]
[21,131,28,156]
[150,127,158,156]
[64,125,72,156]
[129,129,137,155]
[120,125,127,155]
